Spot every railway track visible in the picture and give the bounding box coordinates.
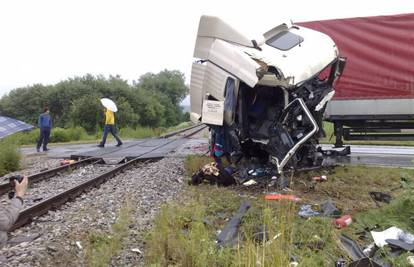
[8,124,206,231]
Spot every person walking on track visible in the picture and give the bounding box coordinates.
[97,108,123,147]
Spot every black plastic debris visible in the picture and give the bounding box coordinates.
[356,224,380,241]
[340,235,387,267]
[385,239,414,252]
[252,225,269,243]
[348,257,383,267]
[217,202,251,247]
[335,258,346,267]
[369,191,392,204]
[322,199,341,217]
[340,234,368,260]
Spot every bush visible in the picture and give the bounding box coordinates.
[49,127,71,143]
[119,126,158,139]
[0,141,21,176]
[4,130,39,145]
[65,126,88,141]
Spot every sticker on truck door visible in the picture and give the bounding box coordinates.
[202,100,224,126]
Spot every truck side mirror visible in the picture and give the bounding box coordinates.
[336,57,347,76]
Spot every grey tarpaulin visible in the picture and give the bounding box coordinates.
[0,116,34,139]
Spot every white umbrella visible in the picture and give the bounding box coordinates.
[100,98,118,112]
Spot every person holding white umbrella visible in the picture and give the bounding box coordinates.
[97,98,123,147]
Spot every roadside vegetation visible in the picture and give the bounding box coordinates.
[145,155,414,266]
[0,70,189,133]
[0,140,21,176]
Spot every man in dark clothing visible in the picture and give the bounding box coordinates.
[36,107,52,152]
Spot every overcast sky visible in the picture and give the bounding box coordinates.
[1,0,413,103]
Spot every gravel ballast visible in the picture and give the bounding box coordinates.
[0,157,187,267]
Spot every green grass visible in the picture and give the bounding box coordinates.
[145,155,414,266]
[145,186,344,266]
[0,140,21,176]
[119,126,162,139]
[84,198,134,267]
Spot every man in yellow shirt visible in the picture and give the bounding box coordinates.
[97,108,123,147]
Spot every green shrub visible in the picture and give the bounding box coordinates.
[4,130,39,145]
[65,126,88,141]
[119,126,158,139]
[0,141,21,176]
[49,127,71,143]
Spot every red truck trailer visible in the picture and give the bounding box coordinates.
[300,13,414,147]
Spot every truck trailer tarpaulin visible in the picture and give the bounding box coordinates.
[299,13,414,145]
[299,13,414,100]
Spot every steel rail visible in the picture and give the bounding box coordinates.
[0,157,103,195]
[70,124,205,161]
[159,123,202,138]
[11,124,206,230]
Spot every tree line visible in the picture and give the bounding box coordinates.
[0,70,189,132]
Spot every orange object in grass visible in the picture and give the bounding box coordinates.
[265,194,301,202]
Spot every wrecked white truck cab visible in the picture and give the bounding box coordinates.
[190,16,346,174]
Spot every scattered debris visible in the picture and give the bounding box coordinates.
[131,248,142,254]
[217,202,251,247]
[369,192,391,203]
[369,192,392,207]
[60,159,75,166]
[322,199,341,217]
[333,215,352,229]
[191,162,236,186]
[248,168,269,177]
[252,225,269,243]
[75,241,83,250]
[348,257,383,267]
[362,242,377,257]
[298,205,320,218]
[385,239,414,252]
[265,194,300,202]
[339,235,366,261]
[312,175,327,182]
[356,224,380,241]
[335,258,346,267]
[259,233,281,246]
[371,226,414,248]
[243,179,257,186]
[407,256,414,266]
